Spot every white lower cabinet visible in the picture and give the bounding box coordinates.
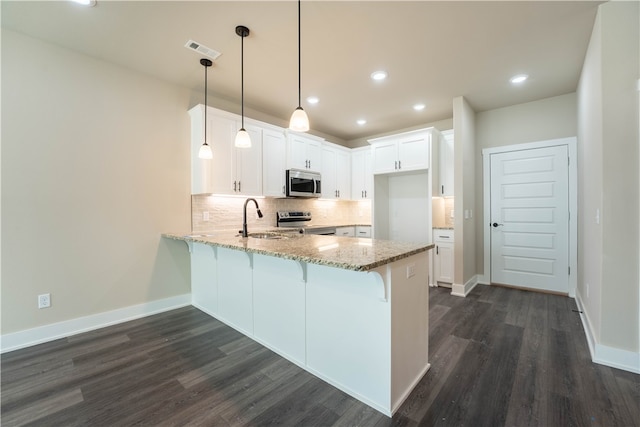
[336,226,355,237]
[187,244,430,417]
[433,229,454,286]
[356,226,372,238]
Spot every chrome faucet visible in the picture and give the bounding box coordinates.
[242,198,263,237]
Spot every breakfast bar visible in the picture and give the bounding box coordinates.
[163,231,433,416]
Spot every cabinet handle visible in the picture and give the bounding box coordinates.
[365,190,367,198]
[394,160,398,170]
[282,185,285,195]
[361,190,364,198]
[238,181,241,192]
[436,245,439,255]
[233,181,237,192]
[442,185,444,194]
[398,160,401,169]
[338,190,340,198]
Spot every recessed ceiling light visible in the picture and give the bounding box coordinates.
[510,74,528,84]
[371,71,387,81]
[413,103,426,111]
[306,96,319,105]
[357,119,367,126]
[71,0,96,6]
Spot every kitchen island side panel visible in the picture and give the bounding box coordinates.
[390,252,430,412]
[305,264,392,414]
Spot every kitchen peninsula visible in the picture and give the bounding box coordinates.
[163,231,433,416]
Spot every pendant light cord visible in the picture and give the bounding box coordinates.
[297,0,301,108]
[241,31,245,129]
[204,61,208,143]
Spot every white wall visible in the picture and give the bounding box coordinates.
[577,1,639,362]
[1,30,192,335]
[452,96,476,289]
[474,93,577,278]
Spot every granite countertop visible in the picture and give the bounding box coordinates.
[163,230,433,272]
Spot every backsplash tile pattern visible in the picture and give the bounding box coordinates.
[432,197,455,228]
[192,195,372,233]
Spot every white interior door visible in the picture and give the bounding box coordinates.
[490,145,569,293]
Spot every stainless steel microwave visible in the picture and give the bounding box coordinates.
[286,169,321,198]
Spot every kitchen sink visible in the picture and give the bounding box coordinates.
[247,232,296,240]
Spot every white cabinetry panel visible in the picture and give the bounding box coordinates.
[262,128,287,197]
[253,254,305,365]
[369,128,433,175]
[216,247,253,335]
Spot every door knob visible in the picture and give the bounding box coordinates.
[492,222,504,228]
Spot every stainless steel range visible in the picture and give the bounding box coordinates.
[276,211,337,235]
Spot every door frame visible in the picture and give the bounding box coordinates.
[482,137,578,297]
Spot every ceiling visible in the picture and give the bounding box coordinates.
[1,1,601,142]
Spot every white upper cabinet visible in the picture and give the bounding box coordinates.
[321,142,351,199]
[262,128,288,197]
[233,123,263,196]
[189,105,262,195]
[439,130,454,197]
[288,133,323,172]
[351,147,373,199]
[369,128,433,175]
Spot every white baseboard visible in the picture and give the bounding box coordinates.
[0,294,191,354]
[451,275,479,297]
[575,294,640,374]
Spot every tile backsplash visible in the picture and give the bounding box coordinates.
[432,197,455,228]
[192,195,372,232]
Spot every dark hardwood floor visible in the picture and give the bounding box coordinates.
[2,285,638,426]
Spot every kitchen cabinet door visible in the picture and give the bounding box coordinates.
[190,105,262,196]
[321,146,338,199]
[371,141,398,174]
[439,130,454,196]
[433,229,454,285]
[209,114,237,195]
[355,226,371,238]
[336,149,351,200]
[262,128,287,197]
[322,143,351,199]
[397,132,430,172]
[352,147,372,199]
[234,124,263,195]
[336,226,355,237]
[370,129,431,175]
[288,134,323,171]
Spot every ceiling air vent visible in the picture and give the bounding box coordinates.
[185,40,222,61]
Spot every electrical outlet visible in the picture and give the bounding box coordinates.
[407,263,416,278]
[203,211,210,221]
[38,293,51,309]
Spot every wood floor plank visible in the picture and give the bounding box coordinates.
[2,285,637,427]
[1,388,84,426]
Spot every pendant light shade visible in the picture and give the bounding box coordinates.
[235,25,251,148]
[198,58,213,159]
[290,107,309,132]
[289,0,309,132]
[234,128,252,148]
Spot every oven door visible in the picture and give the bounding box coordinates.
[286,169,321,198]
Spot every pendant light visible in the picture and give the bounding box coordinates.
[198,58,213,159]
[235,25,252,148]
[289,0,309,132]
